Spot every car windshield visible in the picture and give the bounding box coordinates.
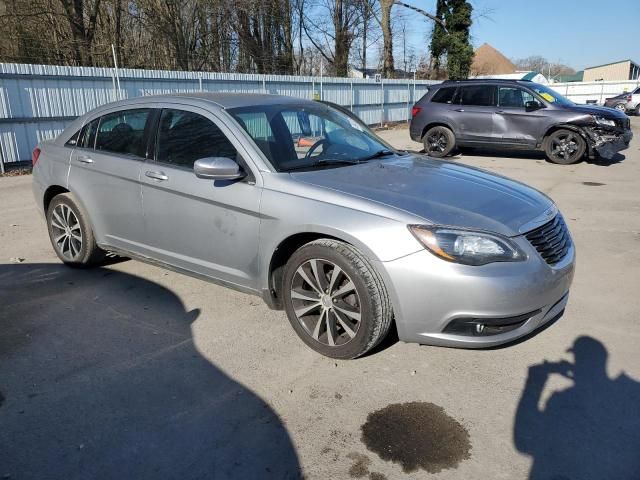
[530,84,574,106]
[228,103,397,172]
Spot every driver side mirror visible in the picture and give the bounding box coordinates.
[194,157,245,180]
[525,100,544,112]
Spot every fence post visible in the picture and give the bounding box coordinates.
[0,142,5,174]
[350,80,354,111]
[262,76,266,94]
[111,44,122,99]
[320,62,324,100]
[599,82,605,104]
[380,81,384,127]
[407,80,411,122]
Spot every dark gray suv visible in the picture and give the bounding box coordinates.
[410,79,633,164]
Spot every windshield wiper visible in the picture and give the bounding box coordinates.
[284,159,360,172]
[360,149,396,161]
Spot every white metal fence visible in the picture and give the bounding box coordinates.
[2,62,639,169]
[549,80,640,104]
[0,63,435,168]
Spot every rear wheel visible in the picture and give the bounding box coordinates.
[282,239,393,359]
[614,103,627,112]
[543,129,586,165]
[47,193,105,267]
[422,126,455,158]
[635,104,640,116]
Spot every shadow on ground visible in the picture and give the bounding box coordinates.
[0,263,301,480]
[514,335,640,479]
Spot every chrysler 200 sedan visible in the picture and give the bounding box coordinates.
[32,93,575,359]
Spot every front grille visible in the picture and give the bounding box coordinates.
[525,214,571,265]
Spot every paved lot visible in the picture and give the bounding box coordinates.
[2,119,640,479]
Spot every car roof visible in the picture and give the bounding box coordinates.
[440,79,534,86]
[93,92,311,111]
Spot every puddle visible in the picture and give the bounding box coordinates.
[582,182,606,186]
[361,401,471,474]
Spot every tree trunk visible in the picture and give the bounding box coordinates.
[380,0,394,78]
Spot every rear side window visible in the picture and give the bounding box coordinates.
[95,109,151,157]
[431,87,457,104]
[76,119,99,149]
[156,109,237,169]
[459,85,496,106]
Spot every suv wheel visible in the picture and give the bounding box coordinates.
[47,193,105,266]
[543,129,586,165]
[282,239,393,359]
[635,104,640,116]
[422,126,455,158]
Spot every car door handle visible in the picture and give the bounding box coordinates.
[496,110,506,114]
[454,108,465,112]
[77,155,93,164]
[145,171,168,181]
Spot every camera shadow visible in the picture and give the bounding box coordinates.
[514,335,640,479]
[0,263,301,479]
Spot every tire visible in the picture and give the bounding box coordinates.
[614,103,627,113]
[422,126,456,158]
[635,104,640,116]
[543,129,586,165]
[46,193,105,267]
[282,239,393,359]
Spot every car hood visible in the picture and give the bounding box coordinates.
[291,155,554,237]
[563,103,627,119]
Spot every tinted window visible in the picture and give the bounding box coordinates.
[459,85,496,106]
[156,109,237,169]
[95,109,151,157]
[76,119,99,149]
[498,87,535,108]
[431,87,457,104]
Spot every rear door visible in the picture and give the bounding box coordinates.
[493,86,548,146]
[68,108,153,251]
[455,84,498,143]
[139,106,262,290]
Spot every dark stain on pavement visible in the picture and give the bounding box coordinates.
[361,401,471,474]
[582,181,606,186]
[0,391,4,407]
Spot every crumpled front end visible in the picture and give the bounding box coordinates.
[583,119,633,160]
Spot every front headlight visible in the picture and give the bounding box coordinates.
[592,116,616,127]
[408,225,526,266]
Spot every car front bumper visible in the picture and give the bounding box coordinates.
[586,128,633,160]
[375,236,575,348]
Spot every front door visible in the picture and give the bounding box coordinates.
[68,108,153,251]
[140,107,262,291]
[493,86,548,147]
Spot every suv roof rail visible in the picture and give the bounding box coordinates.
[441,78,532,83]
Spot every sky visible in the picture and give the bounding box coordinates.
[400,0,640,71]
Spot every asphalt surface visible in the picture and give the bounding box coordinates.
[2,118,640,479]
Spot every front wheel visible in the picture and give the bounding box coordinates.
[46,193,105,266]
[422,126,456,158]
[614,103,627,112]
[543,129,586,165]
[282,239,393,359]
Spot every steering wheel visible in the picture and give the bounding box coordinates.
[304,138,330,160]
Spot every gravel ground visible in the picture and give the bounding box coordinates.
[1,118,639,479]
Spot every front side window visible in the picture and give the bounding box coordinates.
[95,109,151,157]
[530,84,574,106]
[498,87,536,108]
[459,85,496,106]
[156,109,237,169]
[230,103,397,171]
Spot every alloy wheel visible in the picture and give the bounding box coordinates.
[50,204,83,261]
[426,131,448,153]
[615,103,626,111]
[290,258,362,347]
[550,133,581,163]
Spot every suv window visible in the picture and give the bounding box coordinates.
[497,86,536,108]
[156,109,237,169]
[95,109,151,157]
[459,85,496,106]
[431,87,457,104]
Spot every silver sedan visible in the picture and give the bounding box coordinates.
[32,93,575,358]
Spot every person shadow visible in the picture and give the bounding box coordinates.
[514,336,640,480]
[0,263,301,480]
